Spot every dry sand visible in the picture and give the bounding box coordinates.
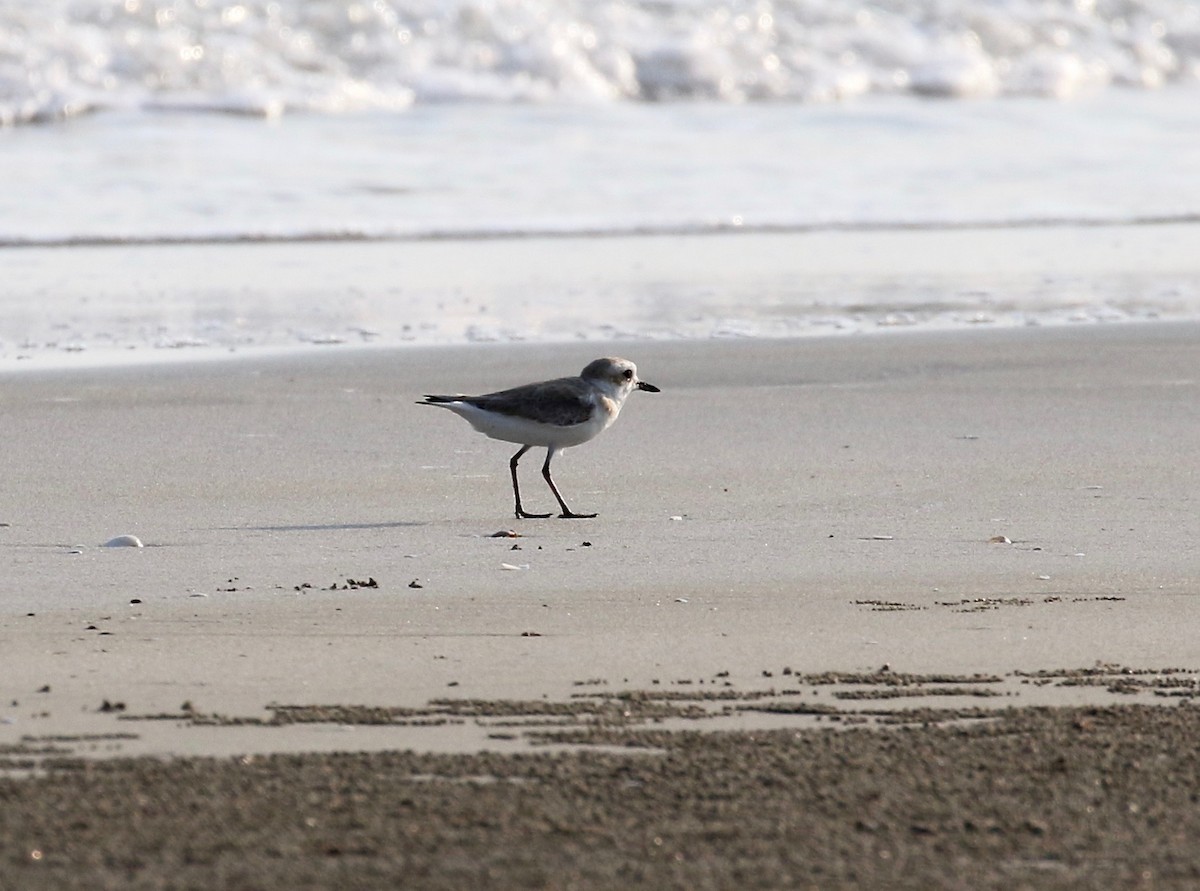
[2,322,1200,887]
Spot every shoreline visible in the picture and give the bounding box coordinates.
[4,221,1199,371]
[0,312,1194,377]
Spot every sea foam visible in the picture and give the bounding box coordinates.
[3,0,1199,124]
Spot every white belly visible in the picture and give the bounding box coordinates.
[439,401,615,448]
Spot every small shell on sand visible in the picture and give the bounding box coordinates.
[104,535,144,548]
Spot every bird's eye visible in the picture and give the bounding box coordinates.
[623,369,633,380]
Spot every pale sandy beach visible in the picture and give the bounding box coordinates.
[3,321,1200,733]
[1,321,1197,736]
[3,322,1200,886]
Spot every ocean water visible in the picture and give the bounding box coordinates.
[2,0,1199,365]
[7,0,1200,120]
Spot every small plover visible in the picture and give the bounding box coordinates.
[420,357,660,519]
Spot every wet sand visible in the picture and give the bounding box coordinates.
[4,704,1200,889]
[2,322,1200,886]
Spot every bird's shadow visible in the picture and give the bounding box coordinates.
[225,522,427,533]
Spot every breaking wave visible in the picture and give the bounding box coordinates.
[4,0,1200,124]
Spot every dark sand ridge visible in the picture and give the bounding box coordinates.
[3,702,1200,889]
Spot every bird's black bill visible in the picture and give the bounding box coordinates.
[637,381,661,393]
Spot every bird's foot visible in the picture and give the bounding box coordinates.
[558,511,597,519]
[516,508,553,519]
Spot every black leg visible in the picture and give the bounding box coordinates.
[511,445,551,519]
[542,447,596,519]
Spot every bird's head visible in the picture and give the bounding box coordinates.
[580,357,660,402]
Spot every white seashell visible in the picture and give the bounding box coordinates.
[103,535,143,548]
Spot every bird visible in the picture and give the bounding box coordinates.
[419,357,660,519]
